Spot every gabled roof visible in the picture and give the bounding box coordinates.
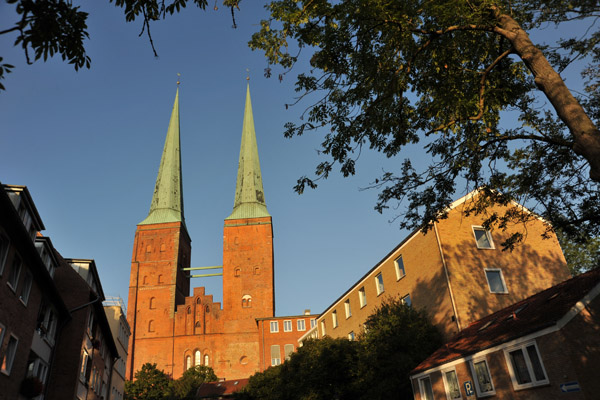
[196,378,250,398]
[412,268,600,374]
[226,84,270,220]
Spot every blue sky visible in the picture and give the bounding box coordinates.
[0,2,586,316]
[0,1,409,316]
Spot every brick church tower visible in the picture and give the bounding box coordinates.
[126,88,191,379]
[126,83,276,381]
[222,84,275,333]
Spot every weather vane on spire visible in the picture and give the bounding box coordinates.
[177,73,181,86]
[246,68,250,81]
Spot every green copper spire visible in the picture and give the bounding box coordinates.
[139,88,185,225]
[226,84,270,220]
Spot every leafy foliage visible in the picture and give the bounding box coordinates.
[249,0,600,248]
[172,365,217,399]
[556,230,600,274]
[238,299,441,400]
[357,298,443,400]
[125,363,174,400]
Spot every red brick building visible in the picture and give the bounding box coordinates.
[126,84,310,381]
[410,268,600,400]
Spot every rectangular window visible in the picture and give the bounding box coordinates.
[485,269,508,294]
[1,334,19,375]
[332,311,338,328]
[320,321,326,336]
[443,368,462,399]
[0,323,5,348]
[284,344,294,361]
[270,321,279,333]
[473,227,494,249]
[283,320,292,332]
[7,256,22,291]
[470,358,495,396]
[418,376,435,400]
[80,350,89,381]
[504,341,548,390]
[87,309,95,335]
[310,318,316,328]
[270,345,281,366]
[297,319,306,331]
[401,294,412,307]
[359,287,367,308]
[344,300,351,318]
[394,255,406,280]
[348,331,355,341]
[375,273,384,295]
[0,234,9,276]
[19,270,33,305]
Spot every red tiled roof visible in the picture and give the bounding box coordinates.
[412,268,600,374]
[196,378,250,398]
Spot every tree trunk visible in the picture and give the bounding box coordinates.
[496,12,600,182]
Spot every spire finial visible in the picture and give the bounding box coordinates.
[246,68,250,81]
[177,73,181,86]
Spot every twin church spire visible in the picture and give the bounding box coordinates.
[140,83,268,225]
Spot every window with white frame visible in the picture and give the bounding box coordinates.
[0,234,9,276]
[283,320,292,332]
[284,344,294,361]
[394,255,406,280]
[297,319,306,331]
[442,368,462,399]
[344,299,351,318]
[332,310,338,328]
[401,294,412,307]
[375,273,384,295]
[320,320,326,336]
[19,270,33,305]
[270,321,279,333]
[472,227,494,249]
[470,357,495,396]
[359,287,367,308]
[270,345,281,366]
[7,255,21,291]
[348,331,355,341]
[310,318,316,328]
[484,269,508,294]
[418,376,435,400]
[504,341,548,390]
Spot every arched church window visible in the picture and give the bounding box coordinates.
[196,297,201,304]
[204,354,209,366]
[205,305,210,313]
[195,321,201,328]
[187,307,191,315]
[254,267,260,275]
[149,297,156,309]
[242,295,252,308]
[234,268,241,277]
[194,350,201,366]
[148,320,154,332]
[185,356,191,370]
